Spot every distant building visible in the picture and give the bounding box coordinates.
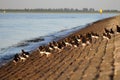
[89,8,95,12]
[82,8,88,12]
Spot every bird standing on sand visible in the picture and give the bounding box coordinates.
[103,33,111,40]
[13,52,26,64]
[52,41,61,51]
[81,36,87,47]
[86,33,92,44]
[116,25,120,33]
[104,28,110,34]
[37,46,45,56]
[91,32,99,39]
[76,35,82,42]
[48,42,54,51]
[109,28,114,34]
[13,54,20,64]
[37,46,51,57]
[57,42,64,49]
[61,41,66,47]
[73,36,80,47]
[64,38,72,47]
[21,49,29,58]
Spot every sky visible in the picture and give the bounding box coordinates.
[0,0,120,10]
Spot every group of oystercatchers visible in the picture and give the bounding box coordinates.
[36,32,99,57]
[103,25,120,40]
[13,25,120,64]
[13,50,29,64]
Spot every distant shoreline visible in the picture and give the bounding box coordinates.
[0,11,120,14]
[0,9,120,14]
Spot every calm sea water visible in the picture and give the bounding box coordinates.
[0,13,119,65]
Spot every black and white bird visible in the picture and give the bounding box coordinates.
[61,41,66,47]
[37,46,51,57]
[69,36,79,48]
[45,46,51,52]
[104,28,110,34]
[48,41,60,51]
[109,28,114,34]
[103,33,111,40]
[13,52,26,64]
[116,25,120,33]
[13,54,20,64]
[48,42,54,51]
[86,33,92,45]
[37,46,46,56]
[21,49,29,58]
[81,36,87,47]
[63,38,72,47]
[86,33,92,39]
[76,34,82,42]
[57,41,64,50]
[91,32,99,39]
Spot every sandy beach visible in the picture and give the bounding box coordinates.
[0,15,120,80]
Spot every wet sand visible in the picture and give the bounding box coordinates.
[0,15,120,80]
